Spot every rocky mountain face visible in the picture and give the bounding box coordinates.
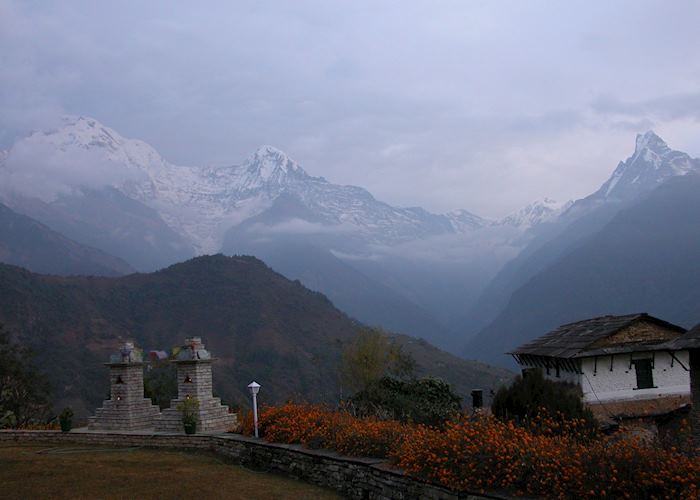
[462,135,700,366]
[0,117,563,252]
[0,116,559,351]
[0,255,512,416]
[2,118,695,357]
[590,131,698,202]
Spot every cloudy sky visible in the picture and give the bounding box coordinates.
[1,1,699,217]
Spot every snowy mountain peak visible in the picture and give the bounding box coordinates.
[49,115,130,151]
[445,209,489,231]
[245,145,308,181]
[498,198,569,228]
[22,115,170,175]
[594,132,700,201]
[634,130,669,156]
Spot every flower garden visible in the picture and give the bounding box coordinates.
[238,403,700,499]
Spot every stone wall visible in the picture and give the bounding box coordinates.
[0,429,508,500]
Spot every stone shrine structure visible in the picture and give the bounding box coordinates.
[88,342,161,430]
[155,337,237,433]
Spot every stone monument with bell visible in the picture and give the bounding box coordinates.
[155,337,237,433]
[88,341,160,430]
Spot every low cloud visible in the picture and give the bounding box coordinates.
[0,139,147,202]
[247,218,353,236]
[1,1,700,216]
[591,93,700,122]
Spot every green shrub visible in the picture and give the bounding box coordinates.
[0,324,51,427]
[144,362,177,409]
[350,376,461,427]
[59,407,73,432]
[176,397,199,425]
[491,369,596,436]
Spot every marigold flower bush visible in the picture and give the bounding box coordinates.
[239,403,407,458]
[237,403,700,498]
[394,417,700,499]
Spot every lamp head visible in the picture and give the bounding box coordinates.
[247,381,261,395]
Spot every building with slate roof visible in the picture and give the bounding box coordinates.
[511,314,691,416]
[661,323,700,450]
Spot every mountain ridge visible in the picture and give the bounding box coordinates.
[463,170,700,366]
[458,131,700,345]
[2,118,698,356]
[0,254,512,415]
[0,115,559,255]
[0,202,134,276]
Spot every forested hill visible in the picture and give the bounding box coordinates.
[0,255,511,415]
[0,202,134,277]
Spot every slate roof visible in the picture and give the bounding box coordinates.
[511,313,686,359]
[664,322,700,350]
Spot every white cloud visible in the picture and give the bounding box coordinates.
[247,219,352,236]
[1,0,700,216]
[0,140,147,202]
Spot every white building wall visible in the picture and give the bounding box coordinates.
[520,360,581,385]
[580,350,690,403]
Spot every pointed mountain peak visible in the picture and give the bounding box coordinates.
[60,114,100,127]
[29,114,130,154]
[532,197,562,208]
[254,144,287,157]
[13,115,168,184]
[591,131,700,201]
[634,130,669,155]
[245,145,308,180]
[498,197,566,229]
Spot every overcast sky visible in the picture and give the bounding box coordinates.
[1,1,699,217]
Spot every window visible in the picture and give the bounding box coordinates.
[632,359,654,389]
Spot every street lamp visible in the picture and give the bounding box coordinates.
[247,381,261,438]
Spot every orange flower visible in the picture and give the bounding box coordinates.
[232,403,700,498]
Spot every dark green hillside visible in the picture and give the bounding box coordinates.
[0,255,510,416]
[0,202,134,276]
[466,173,700,367]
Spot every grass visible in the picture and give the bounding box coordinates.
[0,444,341,499]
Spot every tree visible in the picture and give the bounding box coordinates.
[491,369,596,436]
[144,360,178,409]
[0,324,51,428]
[350,376,461,427]
[340,327,415,394]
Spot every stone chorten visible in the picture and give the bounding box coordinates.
[88,341,160,430]
[155,337,236,433]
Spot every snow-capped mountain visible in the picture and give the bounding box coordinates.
[3,117,698,354]
[0,116,512,254]
[2,118,696,260]
[498,198,572,229]
[592,130,700,202]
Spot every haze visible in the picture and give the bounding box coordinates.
[1,0,699,217]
